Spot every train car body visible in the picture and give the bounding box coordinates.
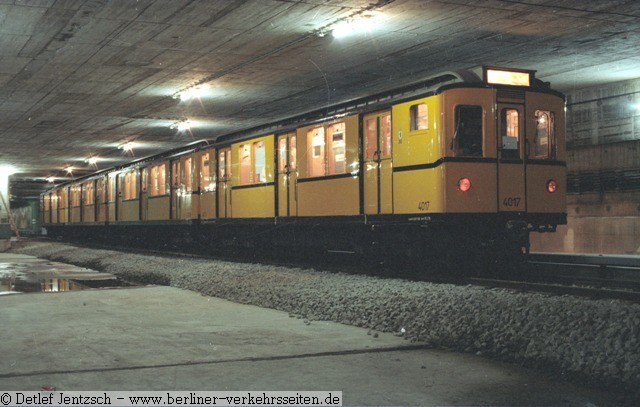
[41,67,566,272]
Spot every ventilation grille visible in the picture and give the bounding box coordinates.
[497,88,525,100]
[567,169,640,194]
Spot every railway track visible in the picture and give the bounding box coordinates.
[26,238,640,302]
[468,252,640,303]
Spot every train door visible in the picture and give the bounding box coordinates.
[96,177,106,222]
[217,148,232,218]
[497,103,526,212]
[277,133,297,216]
[199,150,217,220]
[363,111,393,214]
[51,192,58,223]
[107,173,117,222]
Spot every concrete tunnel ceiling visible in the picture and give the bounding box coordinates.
[1,0,640,198]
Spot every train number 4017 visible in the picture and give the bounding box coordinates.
[418,201,431,211]
[502,197,521,207]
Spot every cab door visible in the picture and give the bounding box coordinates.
[217,148,232,218]
[363,111,393,214]
[497,103,526,212]
[277,133,297,217]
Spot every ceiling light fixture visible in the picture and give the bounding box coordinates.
[331,13,377,39]
[118,141,135,152]
[170,120,191,131]
[85,156,98,166]
[45,177,55,183]
[0,164,17,176]
[64,165,74,174]
[174,84,210,101]
[332,21,354,39]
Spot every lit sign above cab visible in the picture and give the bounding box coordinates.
[484,67,534,87]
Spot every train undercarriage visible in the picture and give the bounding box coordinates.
[44,213,564,277]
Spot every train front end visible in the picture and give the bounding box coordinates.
[440,66,567,254]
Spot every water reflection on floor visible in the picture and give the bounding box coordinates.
[0,255,130,295]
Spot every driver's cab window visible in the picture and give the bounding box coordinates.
[500,108,520,159]
[452,105,483,156]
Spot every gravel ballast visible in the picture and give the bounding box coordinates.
[12,241,640,402]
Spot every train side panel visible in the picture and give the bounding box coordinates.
[229,135,275,219]
[296,115,359,217]
[118,169,140,222]
[147,161,170,221]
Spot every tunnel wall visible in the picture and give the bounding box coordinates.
[531,78,640,254]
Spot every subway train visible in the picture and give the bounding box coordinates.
[41,66,566,272]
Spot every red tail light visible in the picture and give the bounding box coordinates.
[458,178,471,192]
[547,179,557,193]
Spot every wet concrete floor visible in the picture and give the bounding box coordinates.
[0,254,627,406]
[0,253,127,295]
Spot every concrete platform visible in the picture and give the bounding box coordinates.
[0,257,626,406]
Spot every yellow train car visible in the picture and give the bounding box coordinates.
[42,66,566,271]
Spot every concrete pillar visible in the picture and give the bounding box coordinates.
[0,172,8,221]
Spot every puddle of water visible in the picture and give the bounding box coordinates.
[0,268,132,295]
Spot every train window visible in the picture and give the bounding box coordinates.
[453,105,483,156]
[381,114,392,156]
[151,164,166,196]
[410,104,428,131]
[83,182,94,205]
[184,157,192,192]
[365,118,377,160]
[58,189,67,209]
[328,122,346,175]
[71,186,81,207]
[278,138,287,172]
[307,127,325,177]
[123,171,138,200]
[534,111,555,159]
[218,151,226,180]
[96,179,105,204]
[289,136,297,170]
[254,141,266,182]
[239,144,252,184]
[140,168,148,193]
[172,162,180,187]
[108,175,116,202]
[201,153,215,192]
[501,108,519,159]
